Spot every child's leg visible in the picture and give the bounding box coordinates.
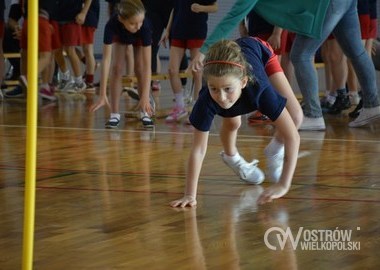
[109,43,126,114]
[81,26,97,87]
[54,48,68,77]
[39,52,53,91]
[220,116,241,156]
[125,44,134,76]
[168,46,186,107]
[61,23,84,89]
[268,72,303,131]
[64,45,82,79]
[189,48,203,100]
[38,52,52,74]
[83,43,96,86]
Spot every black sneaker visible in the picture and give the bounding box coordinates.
[327,94,351,115]
[4,85,24,98]
[348,99,362,118]
[320,94,336,111]
[105,118,120,129]
[141,115,154,128]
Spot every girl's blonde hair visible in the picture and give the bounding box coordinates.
[203,40,253,83]
[117,0,145,19]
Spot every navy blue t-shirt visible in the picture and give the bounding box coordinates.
[357,0,369,15]
[369,0,377,19]
[84,0,100,28]
[103,14,152,46]
[171,0,216,40]
[189,37,287,132]
[0,0,5,21]
[23,0,59,20]
[55,0,83,22]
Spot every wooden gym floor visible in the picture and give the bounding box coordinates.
[0,82,380,269]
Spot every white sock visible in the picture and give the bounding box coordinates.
[74,76,83,84]
[110,113,120,121]
[60,70,70,81]
[223,152,241,164]
[265,138,284,156]
[174,91,185,108]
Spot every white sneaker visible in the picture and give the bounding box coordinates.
[299,116,326,131]
[74,81,87,92]
[220,151,264,184]
[348,106,380,127]
[265,145,284,183]
[58,79,74,92]
[165,106,188,122]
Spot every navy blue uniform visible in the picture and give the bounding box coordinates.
[55,0,83,22]
[0,0,5,21]
[22,0,59,19]
[103,14,152,46]
[84,0,100,28]
[189,37,287,132]
[171,0,216,40]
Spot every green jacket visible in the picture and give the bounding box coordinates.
[201,0,330,53]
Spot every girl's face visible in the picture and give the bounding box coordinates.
[118,13,145,33]
[207,75,248,109]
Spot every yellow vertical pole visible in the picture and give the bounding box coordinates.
[22,0,39,269]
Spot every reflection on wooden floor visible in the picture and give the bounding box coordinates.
[1,91,380,270]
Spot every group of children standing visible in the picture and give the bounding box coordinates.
[1,0,100,101]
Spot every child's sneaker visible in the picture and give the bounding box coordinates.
[320,92,336,110]
[151,80,161,91]
[141,115,154,128]
[248,111,270,124]
[4,86,24,98]
[58,79,74,92]
[348,106,380,127]
[74,81,86,93]
[220,151,265,184]
[328,94,351,115]
[299,116,326,131]
[105,117,120,129]
[85,83,95,92]
[165,106,188,122]
[348,100,362,119]
[39,86,57,101]
[140,111,154,128]
[264,144,284,183]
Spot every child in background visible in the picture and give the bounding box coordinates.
[170,37,301,207]
[89,0,154,128]
[79,0,100,90]
[55,0,92,93]
[162,0,218,123]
